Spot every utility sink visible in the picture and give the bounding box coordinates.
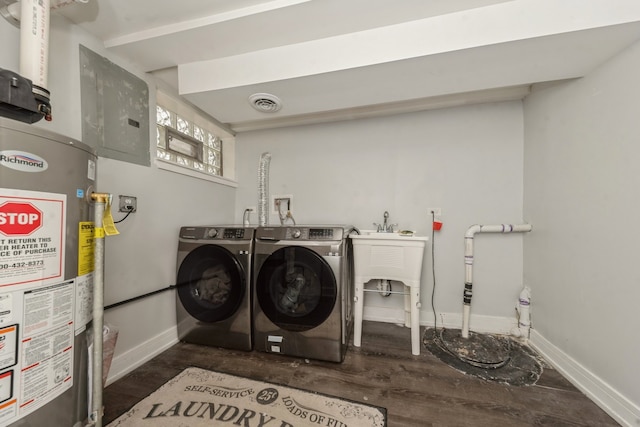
[351,231,428,279]
[351,229,428,355]
[355,229,420,239]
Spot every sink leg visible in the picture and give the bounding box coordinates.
[353,278,365,347]
[410,283,421,355]
[403,283,411,328]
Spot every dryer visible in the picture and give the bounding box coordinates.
[252,226,354,362]
[176,225,254,350]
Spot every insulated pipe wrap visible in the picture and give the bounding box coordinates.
[257,152,271,226]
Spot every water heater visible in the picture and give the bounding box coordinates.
[0,117,96,426]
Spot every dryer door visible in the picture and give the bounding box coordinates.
[177,244,245,322]
[256,246,337,332]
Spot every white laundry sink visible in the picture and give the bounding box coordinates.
[350,230,428,355]
[355,229,419,239]
[351,231,428,280]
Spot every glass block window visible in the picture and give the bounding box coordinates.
[193,125,205,142]
[156,102,223,177]
[156,105,173,127]
[176,116,191,135]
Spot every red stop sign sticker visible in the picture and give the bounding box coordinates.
[0,202,43,236]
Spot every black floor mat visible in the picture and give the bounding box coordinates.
[423,328,543,386]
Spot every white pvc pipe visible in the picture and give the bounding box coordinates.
[511,286,531,341]
[19,0,50,91]
[462,223,532,338]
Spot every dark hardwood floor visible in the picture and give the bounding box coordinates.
[103,321,618,426]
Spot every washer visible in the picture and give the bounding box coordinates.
[252,225,354,362]
[176,225,255,350]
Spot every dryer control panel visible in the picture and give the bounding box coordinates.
[257,226,352,241]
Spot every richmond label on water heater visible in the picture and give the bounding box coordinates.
[0,150,49,172]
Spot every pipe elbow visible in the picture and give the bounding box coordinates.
[518,224,533,233]
[465,224,482,238]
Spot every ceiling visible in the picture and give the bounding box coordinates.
[48,0,640,131]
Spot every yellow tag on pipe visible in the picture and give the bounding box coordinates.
[78,222,95,275]
[94,227,105,239]
[102,199,120,236]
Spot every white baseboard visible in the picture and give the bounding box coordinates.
[530,329,640,427]
[363,306,518,335]
[105,326,179,386]
[366,306,639,425]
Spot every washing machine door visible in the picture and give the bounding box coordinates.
[177,245,245,322]
[256,246,337,332]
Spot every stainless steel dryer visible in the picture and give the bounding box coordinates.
[252,225,354,362]
[176,225,255,350]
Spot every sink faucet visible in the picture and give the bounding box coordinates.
[373,211,397,233]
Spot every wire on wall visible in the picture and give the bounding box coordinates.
[430,210,438,337]
[104,284,177,310]
[114,207,134,223]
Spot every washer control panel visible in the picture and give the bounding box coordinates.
[180,226,253,240]
[223,228,246,239]
[309,228,334,239]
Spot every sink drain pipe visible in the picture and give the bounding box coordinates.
[462,223,532,339]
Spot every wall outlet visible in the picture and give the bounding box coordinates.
[427,208,441,216]
[119,195,137,212]
[271,194,293,214]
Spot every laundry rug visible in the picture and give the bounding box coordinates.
[108,367,387,427]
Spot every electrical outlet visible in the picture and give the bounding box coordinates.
[119,195,137,212]
[427,208,441,216]
[271,194,293,214]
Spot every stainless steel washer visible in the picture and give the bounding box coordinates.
[252,226,354,362]
[176,226,254,350]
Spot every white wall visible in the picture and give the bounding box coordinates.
[235,102,526,331]
[524,42,640,422]
[1,14,236,378]
[10,13,638,423]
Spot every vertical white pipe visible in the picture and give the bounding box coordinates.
[512,286,531,341]
[91,195,108,427]
[461,223,532,338]
[462,225,480,338]
[20,0,50,90]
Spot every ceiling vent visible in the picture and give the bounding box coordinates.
[248,93,282,113]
